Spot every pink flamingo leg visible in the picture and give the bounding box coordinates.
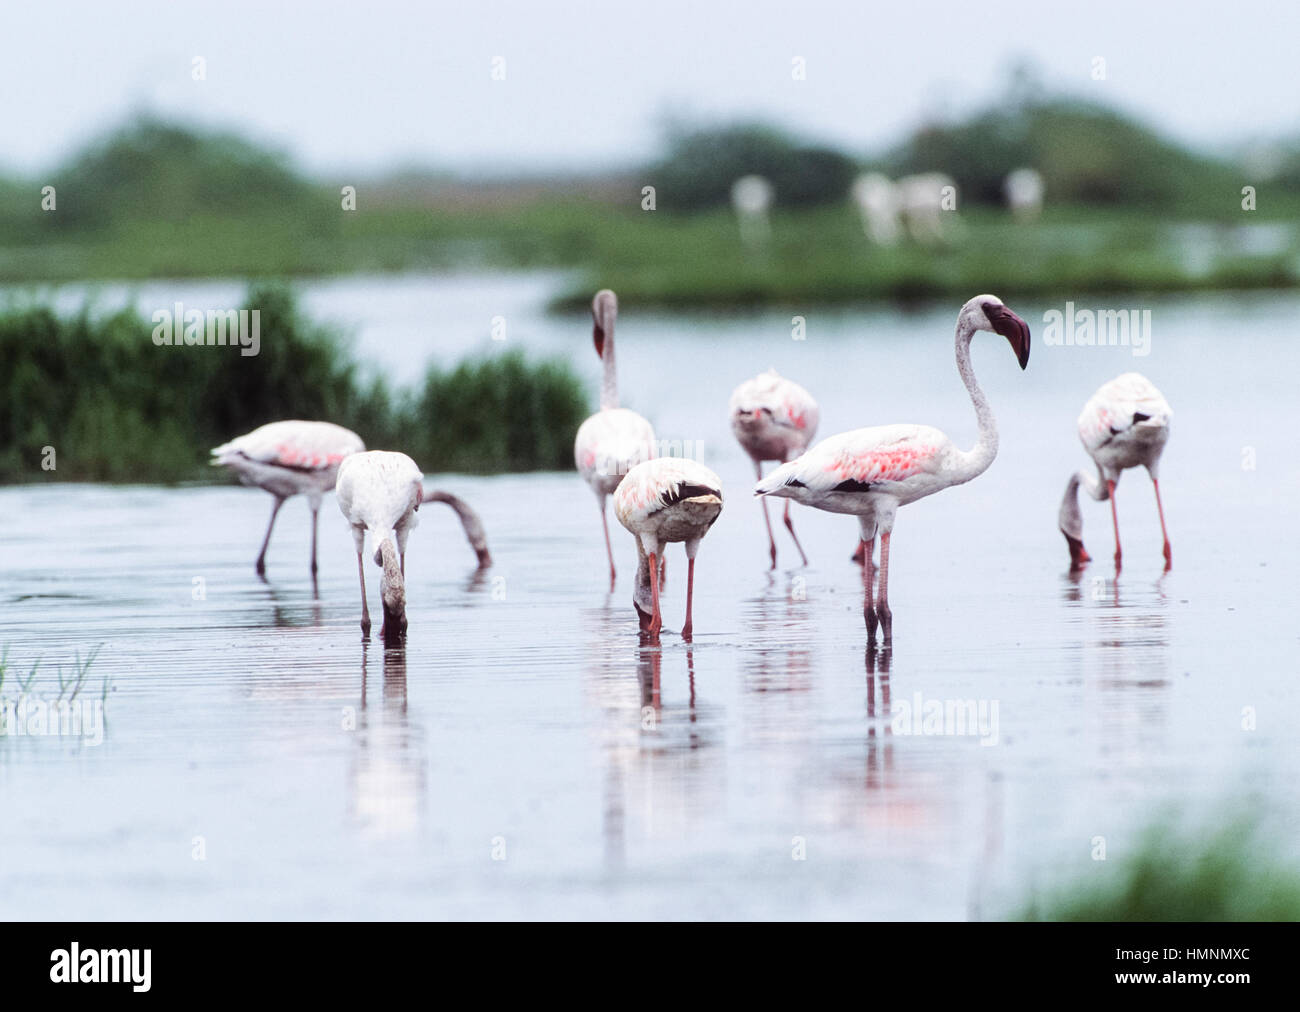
[356,551,371,639]
[861,535,878,643]
[600,498,616,590]
[878,532,893,645]
[647,551,662,640]
[682,557,696,641]
[255,496,285,577]
[782,499,809,567]
[756,462,777,569]
[1107,479,1122,572]
[1152,478,1172,571]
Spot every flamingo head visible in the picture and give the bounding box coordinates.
[591,289,618,358]
[376,538,407,646]
[963,295,1031,370]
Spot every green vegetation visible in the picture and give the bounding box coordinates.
[2,79,1300,305]
[1017,815,1300,921]
[0,286,588,483]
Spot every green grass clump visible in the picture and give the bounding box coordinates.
[407,350,589,473]
[1017,815,1300,921]
[0,286,586,483]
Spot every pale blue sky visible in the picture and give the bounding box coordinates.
[3,0,1296,176]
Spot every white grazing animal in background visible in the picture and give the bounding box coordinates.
[850,172,902,246]
[615,458,724,643]
[211,419,364,581]
[574,289,656,589]
[730,174,775,251]
[336,451,424,646]
[896,172,957,245]
[1004,168,1045,222]
[1059,372,1172,573]
[756,296,1031,647]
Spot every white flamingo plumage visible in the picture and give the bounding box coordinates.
[755,295,1031,646]
[574,289,656,589]
[336,451,423,646]
[211,419,364,580]
[614,458,724,642]
[729,369,819,567]
[1059,372,1172,573]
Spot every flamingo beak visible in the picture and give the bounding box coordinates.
[986,304,1031,370]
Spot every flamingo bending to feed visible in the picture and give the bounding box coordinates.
[421,490,493,569]
[1058,372,1172,573]
[336,451,423,646]
[729,369,820,568]
[212,420,364,580]
[755,295,1031,646]
[614,458,723,642]
[574,289,656,589]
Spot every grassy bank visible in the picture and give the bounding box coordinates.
[1016,815,1300,921]
[0,285,587,483]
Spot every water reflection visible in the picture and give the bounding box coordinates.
[349,645,425,839]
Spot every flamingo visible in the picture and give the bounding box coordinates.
[614,458,723,642]
[336,451,423,646]
[755,295,1031,646]
[212,419,364,580]
[728,369,819,568]
[1058,372,1172,573]
[574,289,656,589]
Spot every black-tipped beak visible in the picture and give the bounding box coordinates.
[592,321,605,358]
[985,303,1031,370]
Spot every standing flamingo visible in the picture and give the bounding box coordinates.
[212,420,364,580]
[1058,372,1172,573]
[755,295,1030,646]
[336,451,423,646]
[614,458,723,642]
[574,289,656,589]
[729,369,819,568]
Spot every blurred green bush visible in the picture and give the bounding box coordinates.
[0,285,587,482]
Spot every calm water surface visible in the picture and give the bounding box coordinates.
[1,275,1297,919]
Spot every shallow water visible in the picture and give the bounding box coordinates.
[1,276,1298,919]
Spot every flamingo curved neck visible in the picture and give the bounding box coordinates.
[950,321,998,484]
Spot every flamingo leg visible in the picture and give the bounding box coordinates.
[782,499,809,567]
[647,551,662,640]
[862,535,878,643]
[1107,479,1122,572]
[757,461,777,569]
[600,498,616,590]
[878,531,893,646]
[255,496,286,577]
[1152,478,1172,571]
[309,503,320,578]
[356,551,371,639]
[682,557,696,641]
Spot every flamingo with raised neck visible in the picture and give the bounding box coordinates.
[756,295,1030,646]
[574,289,656,589]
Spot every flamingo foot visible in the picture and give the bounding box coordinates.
[681,621,693,642]
[865,604,879,645]
[360,617,371,640]
[1163,542,1172,571]
[879,604,893,646]
[851,542,866,566]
